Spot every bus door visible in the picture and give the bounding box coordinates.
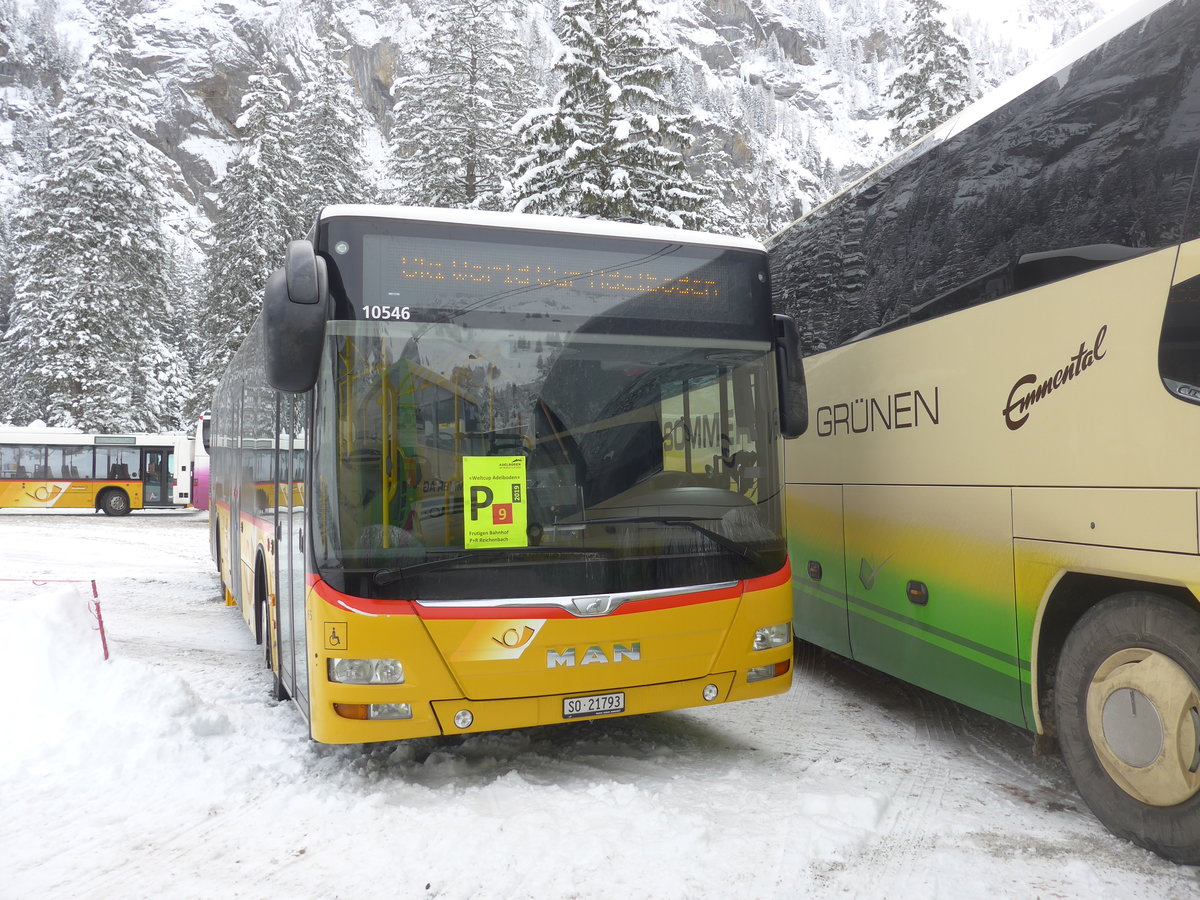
[842,485,1027,727]
[140,448,175,506]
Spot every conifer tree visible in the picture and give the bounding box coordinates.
[887,0,975,149]
[0,1,13,68]
[1,0,76,187]
[0,0,189,430]
[0,209,13,350]
[511,0,712,228]
[389,0,535,210]
[196,60,305,402]
[292,26,374,215]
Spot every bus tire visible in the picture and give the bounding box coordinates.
[99,489,131,517]
[256,560,288,702]
[261,599,288,702]
[1054,591,1200,864]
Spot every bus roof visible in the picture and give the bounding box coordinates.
[0,425,188,446]
[317,205,766,254]
[768,0,1176,242]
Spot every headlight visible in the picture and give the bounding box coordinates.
[334,702,413,720]
[368,703,412,720]
[328,658,406,684]
[747,660,791,682]
[753,623,791,651]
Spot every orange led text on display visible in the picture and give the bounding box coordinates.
[388,256,720,298]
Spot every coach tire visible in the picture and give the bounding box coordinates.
[99,488,131,517]
[1054,591,1200,864]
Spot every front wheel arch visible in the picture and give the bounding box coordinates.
[253,552,267,648]
[1036,573,1194,738]
[254,551,287,702]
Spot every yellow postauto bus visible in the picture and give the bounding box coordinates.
[210,205,807,745]
[0,426,193,514]
[768,0,1200,864]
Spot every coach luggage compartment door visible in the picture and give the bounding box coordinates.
[842,484,1028,728]
[786,483,851,657]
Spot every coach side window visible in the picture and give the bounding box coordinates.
[1159,272,1200,403]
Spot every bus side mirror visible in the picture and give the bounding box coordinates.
[263,240,329,393]
[774,314,808,438]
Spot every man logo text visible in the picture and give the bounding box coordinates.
[547,643,641,668]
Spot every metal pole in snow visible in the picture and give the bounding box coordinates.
[87,580,109,661]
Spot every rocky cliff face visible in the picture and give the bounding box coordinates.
[0,0,1107,235]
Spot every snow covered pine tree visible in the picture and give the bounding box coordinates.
[887,0,976,149]
[511,0,712,228]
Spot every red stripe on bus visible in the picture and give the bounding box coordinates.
[744,559,791,592]
[307,557,790,619]
[239,509,271,531]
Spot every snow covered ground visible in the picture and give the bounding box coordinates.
[2,510,1197,899]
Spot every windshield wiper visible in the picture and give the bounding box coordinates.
[373,547,605,586]
[581,515,763,565]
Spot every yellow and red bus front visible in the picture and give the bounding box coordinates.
[305,565,792,743]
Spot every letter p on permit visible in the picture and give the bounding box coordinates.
[469,485,493,521]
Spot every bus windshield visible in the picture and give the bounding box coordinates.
[312,319,784,601]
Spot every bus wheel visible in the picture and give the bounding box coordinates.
[1054,592,1200,864]
[257,577,288,702]
[99,489,131,517]
[261,602,288,702]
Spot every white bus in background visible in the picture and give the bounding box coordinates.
[0,426,193,515]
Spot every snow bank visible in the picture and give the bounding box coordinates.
[3,513,1194,898]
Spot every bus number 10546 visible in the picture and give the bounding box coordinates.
[364,305,412,321]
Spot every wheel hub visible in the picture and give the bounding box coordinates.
[1086,648,1200,807]
[1101,687,1164,768]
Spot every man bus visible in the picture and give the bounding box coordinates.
[211,205,806,745]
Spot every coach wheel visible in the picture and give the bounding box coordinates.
[1054,592,1200,864]
[99,489,131,517]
